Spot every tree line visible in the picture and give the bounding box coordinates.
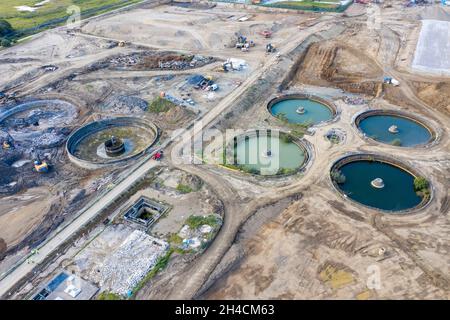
[0,19,15,47]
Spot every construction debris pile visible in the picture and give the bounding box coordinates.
[108,52,214,71]
[325,128,346,144]
[97,230,169,296]
[103,95,148,114]
[85,175,114,193]
[175,214,222,252]
[32,129,68,148]
[4,108,68,129]
[344,96,367,105]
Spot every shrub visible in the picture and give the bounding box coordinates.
[331,169,346,184]
[391,138,402,146]
[243,166,260,175]
[0,238,6,259]
[0,38,11,48]
[276,112,289,123]
[0,20,14,38]
[277,167,295,175]
[414,177,429,194]
[280,133,294,143]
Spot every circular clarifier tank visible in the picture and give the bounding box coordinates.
[67,117,158,169]
[330,154,430,212]
[0,99,79,148]
[227,131,309,176]
[268,94,336,126]
[355,110,435,147]
[0,99,78,130]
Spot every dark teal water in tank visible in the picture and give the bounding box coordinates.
[358,114,431,147]
[336,160,423,212]
[270,98,333,125]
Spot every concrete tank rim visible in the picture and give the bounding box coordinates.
[329,152,433,215]
[0,98,79,124]
[66,116,159,169]
[353,108,440,149]
[222,129,312,178]
[266,93,339,128]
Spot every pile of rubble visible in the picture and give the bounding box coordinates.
[32,128,68,148]
[109,52,214,71]
[8,109,59,129]
[158,55,213,69]
[189,55,214,67]
[109,54,139,67]
[104,95,148,114]
[344,96,366,105]
[98,230,169,296]
[85,175,113,193]
[158,60,191,70]
[176,215,221,252]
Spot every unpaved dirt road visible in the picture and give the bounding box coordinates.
[0,16,334,299]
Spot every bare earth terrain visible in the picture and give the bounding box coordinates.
[0,1,448,300]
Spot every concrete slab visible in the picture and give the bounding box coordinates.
[412,19,450,75]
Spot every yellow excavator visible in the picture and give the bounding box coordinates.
[34,160,49,173]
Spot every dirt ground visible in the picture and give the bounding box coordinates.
[1,1,449,300]
[0,187,57,249]
[204,191,449,299]
[199,2,450,300]
[16,165,224,299]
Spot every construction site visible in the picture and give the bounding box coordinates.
[0,0,449,301]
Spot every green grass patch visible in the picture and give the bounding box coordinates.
[261,1,340,10]
[275,113,312,139]
[0,0,142,39]
[268,1,338,8]
[97,291,122,300]
[176,184,193,194]
[185,214,220,230]
[148,97,176,113]
[277,167,296,175]
[168,233,183,246]
[168,233,194,255]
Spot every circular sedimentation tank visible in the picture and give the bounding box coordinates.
[225,130,309,176]
[66,117,158,169]
[355,110,435,147]
[330,154,431,213]
[268,94,336,126]
[0,99,79,149]
[0,99,78,128]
